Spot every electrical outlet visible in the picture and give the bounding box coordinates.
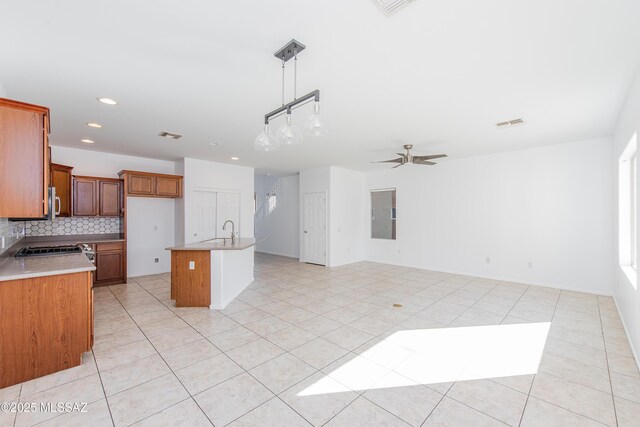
[485,257,491,264]
[154,258,159,263]
[189,261,195,270]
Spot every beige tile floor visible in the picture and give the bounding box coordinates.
[3,252,640,426]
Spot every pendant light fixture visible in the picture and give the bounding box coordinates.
[305,101,329,136]
[254,124,279,151]
[254,39,329,151]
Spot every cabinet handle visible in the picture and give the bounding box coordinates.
[55,197,61,215]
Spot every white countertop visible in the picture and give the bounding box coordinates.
[166,238,265,251]
[0,252,95,282]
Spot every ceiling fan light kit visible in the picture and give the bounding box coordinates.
[254,39,329,151]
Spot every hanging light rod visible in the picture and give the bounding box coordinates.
[264,89,319,125]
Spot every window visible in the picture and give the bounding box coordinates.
[631,154,637,270]
[267,192,277,214]
[619,132,638,287]
[371,189,396,240]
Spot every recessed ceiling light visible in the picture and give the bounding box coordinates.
[209,142,220,146]
[231,157,239,160]
[87,122,102,128]
[81,139,95,144]
[97,97,118,105]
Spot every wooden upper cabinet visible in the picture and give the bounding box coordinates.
[118,170,183,198]
[156,176,181,197]
[99,180,122,216]
[51,163,73,217]
[73,177,98,216]
[0,98,50,218]
[127,173,155,196]
[73,176,123,217]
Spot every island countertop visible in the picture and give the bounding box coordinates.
[166,237,265,251]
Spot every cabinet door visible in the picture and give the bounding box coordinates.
[128,174,155,196]
[51,164,73,217]
[0,106,45,218]
[156,176,181,197]
[73,178,98,216]
[99,180,122,216]
[95,251,124,284]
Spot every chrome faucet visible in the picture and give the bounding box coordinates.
[222,220,236,244]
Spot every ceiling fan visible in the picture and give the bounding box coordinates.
[373,144,447,168]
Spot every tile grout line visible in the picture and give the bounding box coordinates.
[116,274,320,426]
[105,279,220,426]
[516,288,559,427]
[596,296,620,427]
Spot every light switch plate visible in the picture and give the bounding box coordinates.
[189,261,195,270]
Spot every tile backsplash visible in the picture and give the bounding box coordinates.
[0,218,25,254]
[25,217,123,236]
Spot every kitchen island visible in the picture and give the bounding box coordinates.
[0,242,96,388]
[166,238,262,309]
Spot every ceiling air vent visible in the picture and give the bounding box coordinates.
[159,131,183,140]
[496,118,525,128]
[372,0,416,16]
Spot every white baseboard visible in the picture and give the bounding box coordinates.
[363,258,612,296]
[254,249,299,260]
[613,296,640,372]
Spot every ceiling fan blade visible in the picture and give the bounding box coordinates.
[396,153,407,157]
[412,154,448,161]
[371,157,403,164]
[413,160,436,165]
[392,164,403,169]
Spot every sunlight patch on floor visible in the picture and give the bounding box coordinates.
[297,322,550,396]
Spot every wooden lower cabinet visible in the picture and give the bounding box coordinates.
[94,241,125,286]
[170,250,211,307]
[0,271,93,388]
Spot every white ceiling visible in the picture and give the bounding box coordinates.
[1,0,640,174]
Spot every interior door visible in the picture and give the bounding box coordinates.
[303,192,326,265]
[216,192,241,238]
[193,190,217,242]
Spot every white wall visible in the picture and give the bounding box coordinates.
[127,197,175,276]
[181,158,254,244]
[329,167,366,267]
[51,146,177,277]
[363,138,613,294]
[299,167,330,264]
[613,67,640,364]
[255,174,300,258]
[174,159,185,245]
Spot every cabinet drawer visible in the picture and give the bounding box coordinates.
[95,242,124,252]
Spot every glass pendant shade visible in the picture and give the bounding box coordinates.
[254,124,279,151]
[276,113,303,145]
[305,101,330,136]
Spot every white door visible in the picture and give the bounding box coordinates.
[216,192,241,239]
[303,192,326,265]
[193,190,217,242]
